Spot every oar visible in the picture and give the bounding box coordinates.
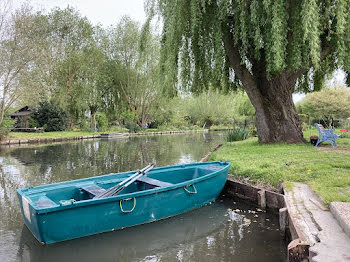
[111,164,155,196]
[94,164,153,199]
[94,163,154,199]
[107,164,155,197]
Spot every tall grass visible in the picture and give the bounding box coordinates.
[226,128,249,142]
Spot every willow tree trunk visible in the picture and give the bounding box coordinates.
[90,111,96,131]
[223,29,306,144]
[90,106,98,131]
[247,76,305,143]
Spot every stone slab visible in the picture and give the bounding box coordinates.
[330,202,350,238]
[285,182,350,262]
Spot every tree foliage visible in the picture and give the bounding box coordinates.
[149,0,350,93]
[45,7,98,127]
[9,3,346,136]
[297,87,350,124]
[147,0,350,143]
[37,10,164,130]
[172,90,237,127]
[34,101,67,132]
[103,16,163,128]
[0,2,47,126]
[0,116,15,138]
[232,91,255,122]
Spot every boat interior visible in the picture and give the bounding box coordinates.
[24,165,222,209]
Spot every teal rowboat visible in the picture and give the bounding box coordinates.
[17,161,231,244]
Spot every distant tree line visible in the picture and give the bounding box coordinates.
[0,3,255,134]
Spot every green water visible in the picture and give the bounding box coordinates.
[0,132,286,261]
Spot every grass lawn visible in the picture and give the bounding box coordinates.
[210,136,350,204]
[8,131,102,140]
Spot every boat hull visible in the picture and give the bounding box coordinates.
[17,161,230,244]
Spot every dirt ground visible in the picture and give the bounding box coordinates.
[317,145,350,154]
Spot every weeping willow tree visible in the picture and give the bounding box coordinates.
[147,0,350,143]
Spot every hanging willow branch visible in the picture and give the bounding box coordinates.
[148,0,350,94]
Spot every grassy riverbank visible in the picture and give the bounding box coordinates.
[210,137,350,204]
[8,131,106,140]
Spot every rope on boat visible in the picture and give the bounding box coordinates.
[119,198,136,213]
[184,184,197,194]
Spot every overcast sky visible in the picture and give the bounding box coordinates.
[12,0,147,26]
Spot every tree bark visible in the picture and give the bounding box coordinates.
[250,76,305,143]
[90,106,98,131]
[222,25,306,144]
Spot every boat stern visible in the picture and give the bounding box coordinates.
[17,189,45,243]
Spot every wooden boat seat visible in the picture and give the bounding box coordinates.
[34,197,58,208]
[137,176,173,188]
[81,185,106,197]
[80,178,173,198]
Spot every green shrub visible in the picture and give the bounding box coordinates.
[340,132,350,138]
[34,101,67,132]
[126,122,141,133]
[96,112,108,132]
[28,117,40,128]
[0,117,15,139]
[226,128,249,142]
[248,125,257,137]
[301,122,308,131]
[120,110,141,133]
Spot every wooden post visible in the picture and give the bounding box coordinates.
[258,189,266,209]
[288,239,309,262]
[279,207,288,237]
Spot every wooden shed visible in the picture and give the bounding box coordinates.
[9,106,34,129]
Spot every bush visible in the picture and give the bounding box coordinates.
[179,90,236,127]
[120,110,141,133]
[125,122,141,133]
[0,117,15,139]
[226,128,249,142]
[340,132,350,138]
[96,112,108,132]
[28,117,40,128]
[248,125,257,137]
[33,101,67,132]
[297,87,350,125]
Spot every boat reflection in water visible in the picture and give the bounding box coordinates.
[18,199,228,262]
[17,198,286,262]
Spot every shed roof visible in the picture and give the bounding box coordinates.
[9,111,33,117]
[9,106,34,117]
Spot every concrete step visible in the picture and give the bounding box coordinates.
[330,202,350,238]
[284,183,350,262]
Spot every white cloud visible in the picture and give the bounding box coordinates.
[12,0,146,26]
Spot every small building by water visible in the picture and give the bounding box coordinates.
[9,106,35,129]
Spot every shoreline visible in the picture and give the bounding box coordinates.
[202,143,350,261]
[0,129,210,147]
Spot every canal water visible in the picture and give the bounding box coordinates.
[0,132,287,262]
